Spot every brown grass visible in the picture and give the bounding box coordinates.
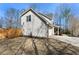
[0,28,22,39]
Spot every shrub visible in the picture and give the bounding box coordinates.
[0,28,22,39]
[6,28,22,38]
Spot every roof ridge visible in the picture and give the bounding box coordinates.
[38,12,52,20]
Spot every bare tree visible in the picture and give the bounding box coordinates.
[69,15,79,36]
[5,8,23,28]
[61,6,71,31]
[0,17,4,28]
[5,8,16,28]
[29,4,37,10]
[54,4,72,34]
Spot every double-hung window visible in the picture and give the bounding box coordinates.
[27,15,31,22]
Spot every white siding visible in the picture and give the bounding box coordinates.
[49,27,54,36]
[21,11,48,37]
[38,13,54,36]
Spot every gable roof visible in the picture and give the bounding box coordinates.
[21,8,53,28]
[38,13,53,20]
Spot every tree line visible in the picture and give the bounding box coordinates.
[0,4,79,36]
[54,4,79,36]
[0,8,26,29]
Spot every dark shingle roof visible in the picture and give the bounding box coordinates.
[38,13,53,20]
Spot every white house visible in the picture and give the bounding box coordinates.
[21,9,54,37]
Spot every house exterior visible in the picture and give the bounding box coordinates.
[21,9,54,37]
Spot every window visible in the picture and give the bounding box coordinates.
[23,22,24,25]
[27,15,31,22]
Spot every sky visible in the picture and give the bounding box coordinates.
[0,3,79,27]
[0,3,60,17]
[0,3,79,17]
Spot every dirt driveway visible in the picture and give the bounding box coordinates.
[0,37,79,55]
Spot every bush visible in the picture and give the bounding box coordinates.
[0,28,22,39]
[6,28,22,38]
